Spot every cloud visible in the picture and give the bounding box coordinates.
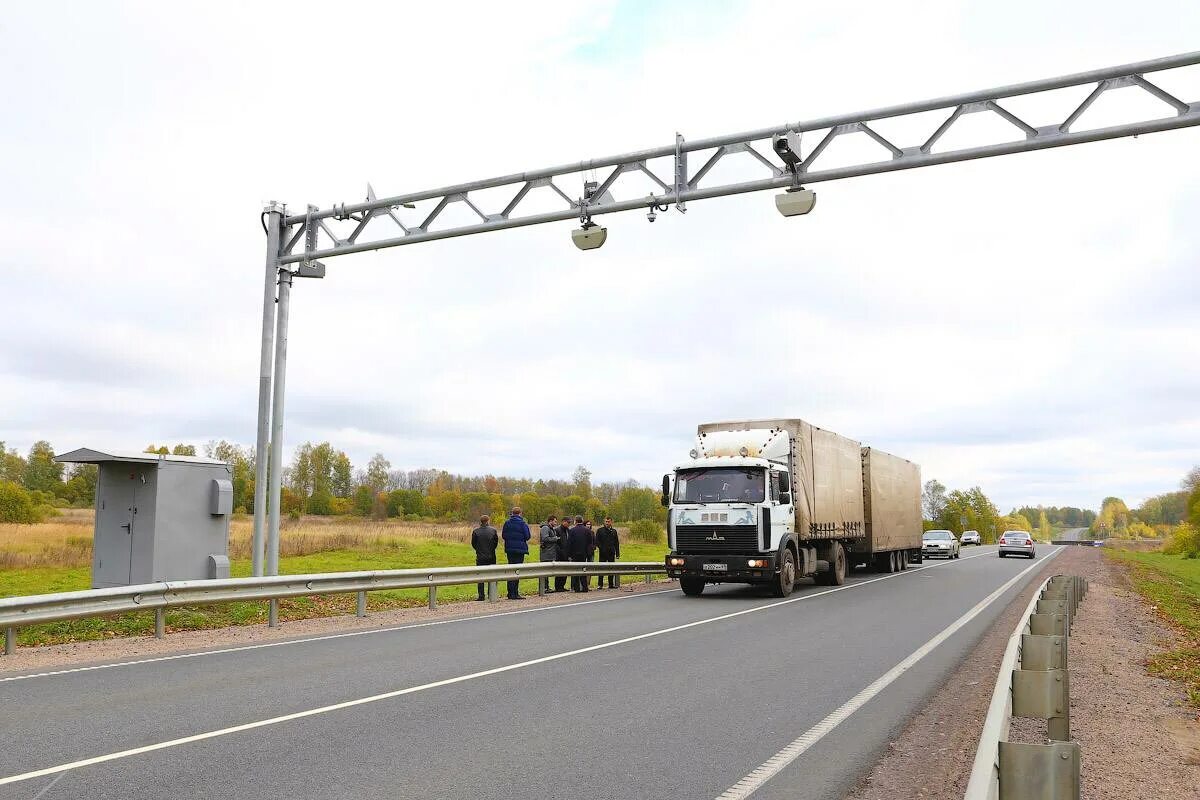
[2,1,1199,511]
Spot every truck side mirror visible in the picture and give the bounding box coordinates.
[661,474,670,507]
[779,491,791,506]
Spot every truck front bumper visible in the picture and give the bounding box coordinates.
[665,553,777,583]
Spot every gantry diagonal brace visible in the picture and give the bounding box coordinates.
[275,50,1200,264]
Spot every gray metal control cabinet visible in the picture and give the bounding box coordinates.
[54,448,233,588]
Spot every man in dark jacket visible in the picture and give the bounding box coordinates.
[538,515,560,594]
[595,517,621,589]
[566,516,592,593]
[554,517,572,592]
[501,507,531,600]
[470,515,499,601]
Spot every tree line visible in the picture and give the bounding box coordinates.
[1091,466,1200,555]
[0,438,666,527]
[920,479,1055,543]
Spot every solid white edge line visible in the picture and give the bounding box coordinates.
[713,547,1060,800]
[0,548,996,684]
[0,546,1001,787]
[0,585,680,684]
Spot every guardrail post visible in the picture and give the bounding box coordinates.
[645,573,652,584]
[1030,613,1068,636]
[998,740,1080,799]
[488,581,498,603]
[268,598,279,628]
[4,626,14,656]
[1021,634,1067,670]
[538,575,546,596]
[1012,668,1070,741]
[428,586,437,610]
[356,590,367,618]
[154,608,166,639]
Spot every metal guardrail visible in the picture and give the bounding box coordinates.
[0,561,669,655]
[964,574,1087,800]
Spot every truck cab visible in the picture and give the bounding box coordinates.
[663,428,809,596]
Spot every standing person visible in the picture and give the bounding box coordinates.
[538,515,560,594]
[554,516,572,593]
[501,507,531,600]
[596,517,621,589]
[566,516,591,593]
[470,515,499,601]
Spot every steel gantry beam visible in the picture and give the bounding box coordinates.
[251,51,1200,574]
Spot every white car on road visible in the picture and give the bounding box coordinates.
[961,530,981,545]
[922,529,960,559]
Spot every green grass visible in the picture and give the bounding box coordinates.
[1,541,669,647]
[1107,550,1200,707]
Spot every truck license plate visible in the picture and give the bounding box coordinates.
[702,563,727,571]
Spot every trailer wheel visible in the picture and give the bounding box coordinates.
[771,549,797,597]
[900,550,909,570]
[817,543,846,586]
[680,577,706,596]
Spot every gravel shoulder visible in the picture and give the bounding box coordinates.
[0,578,674,677]
[844,546,1200,800]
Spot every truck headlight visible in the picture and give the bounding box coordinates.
[668,557,685,566]
[747,559,769,568]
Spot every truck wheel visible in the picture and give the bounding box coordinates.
[771,549,797,597]
[900,551,908,570]
[818,543,846,586]
[680,577,706,596]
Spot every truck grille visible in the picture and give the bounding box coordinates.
[675,525,760,554]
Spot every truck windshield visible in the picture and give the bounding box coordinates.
[674,467,765,503]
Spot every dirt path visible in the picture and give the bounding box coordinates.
[844,546,1200,800]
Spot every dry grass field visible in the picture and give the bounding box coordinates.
[0,511,669,646]
[0,511,488,570]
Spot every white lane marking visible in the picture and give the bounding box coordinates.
[0,587,679,684]
[1,548,998,684]
[713,548,1059,800]
[0,546,1002,786]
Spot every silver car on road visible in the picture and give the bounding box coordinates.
[922,529,960,559]
[961,530,981,545]
[998,531,1036,559]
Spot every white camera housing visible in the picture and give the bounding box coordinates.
[571,225,608,250]
[775,188,817,217]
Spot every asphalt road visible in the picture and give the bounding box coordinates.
[1057,527,1089,541]
[0,544,1058,800]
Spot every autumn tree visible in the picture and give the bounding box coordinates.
[23,441,64,494]
[364,453,390,494]
[922,479,948,521]
[572,465,592,499]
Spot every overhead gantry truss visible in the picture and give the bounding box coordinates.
[274,50,1200,266]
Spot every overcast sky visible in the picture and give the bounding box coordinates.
[2,1,1198,511]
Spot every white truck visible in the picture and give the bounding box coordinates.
[663,419,923,596]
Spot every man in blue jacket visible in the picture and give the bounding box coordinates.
[501,507,531,600]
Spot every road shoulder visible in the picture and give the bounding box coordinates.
[843,547,1200,800]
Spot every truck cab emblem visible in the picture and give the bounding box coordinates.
[705,533,726,541]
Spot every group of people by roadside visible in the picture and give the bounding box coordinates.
[469,508,621,600]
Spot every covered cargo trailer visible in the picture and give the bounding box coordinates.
[856,448,924,568]
[697,418,866,541]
